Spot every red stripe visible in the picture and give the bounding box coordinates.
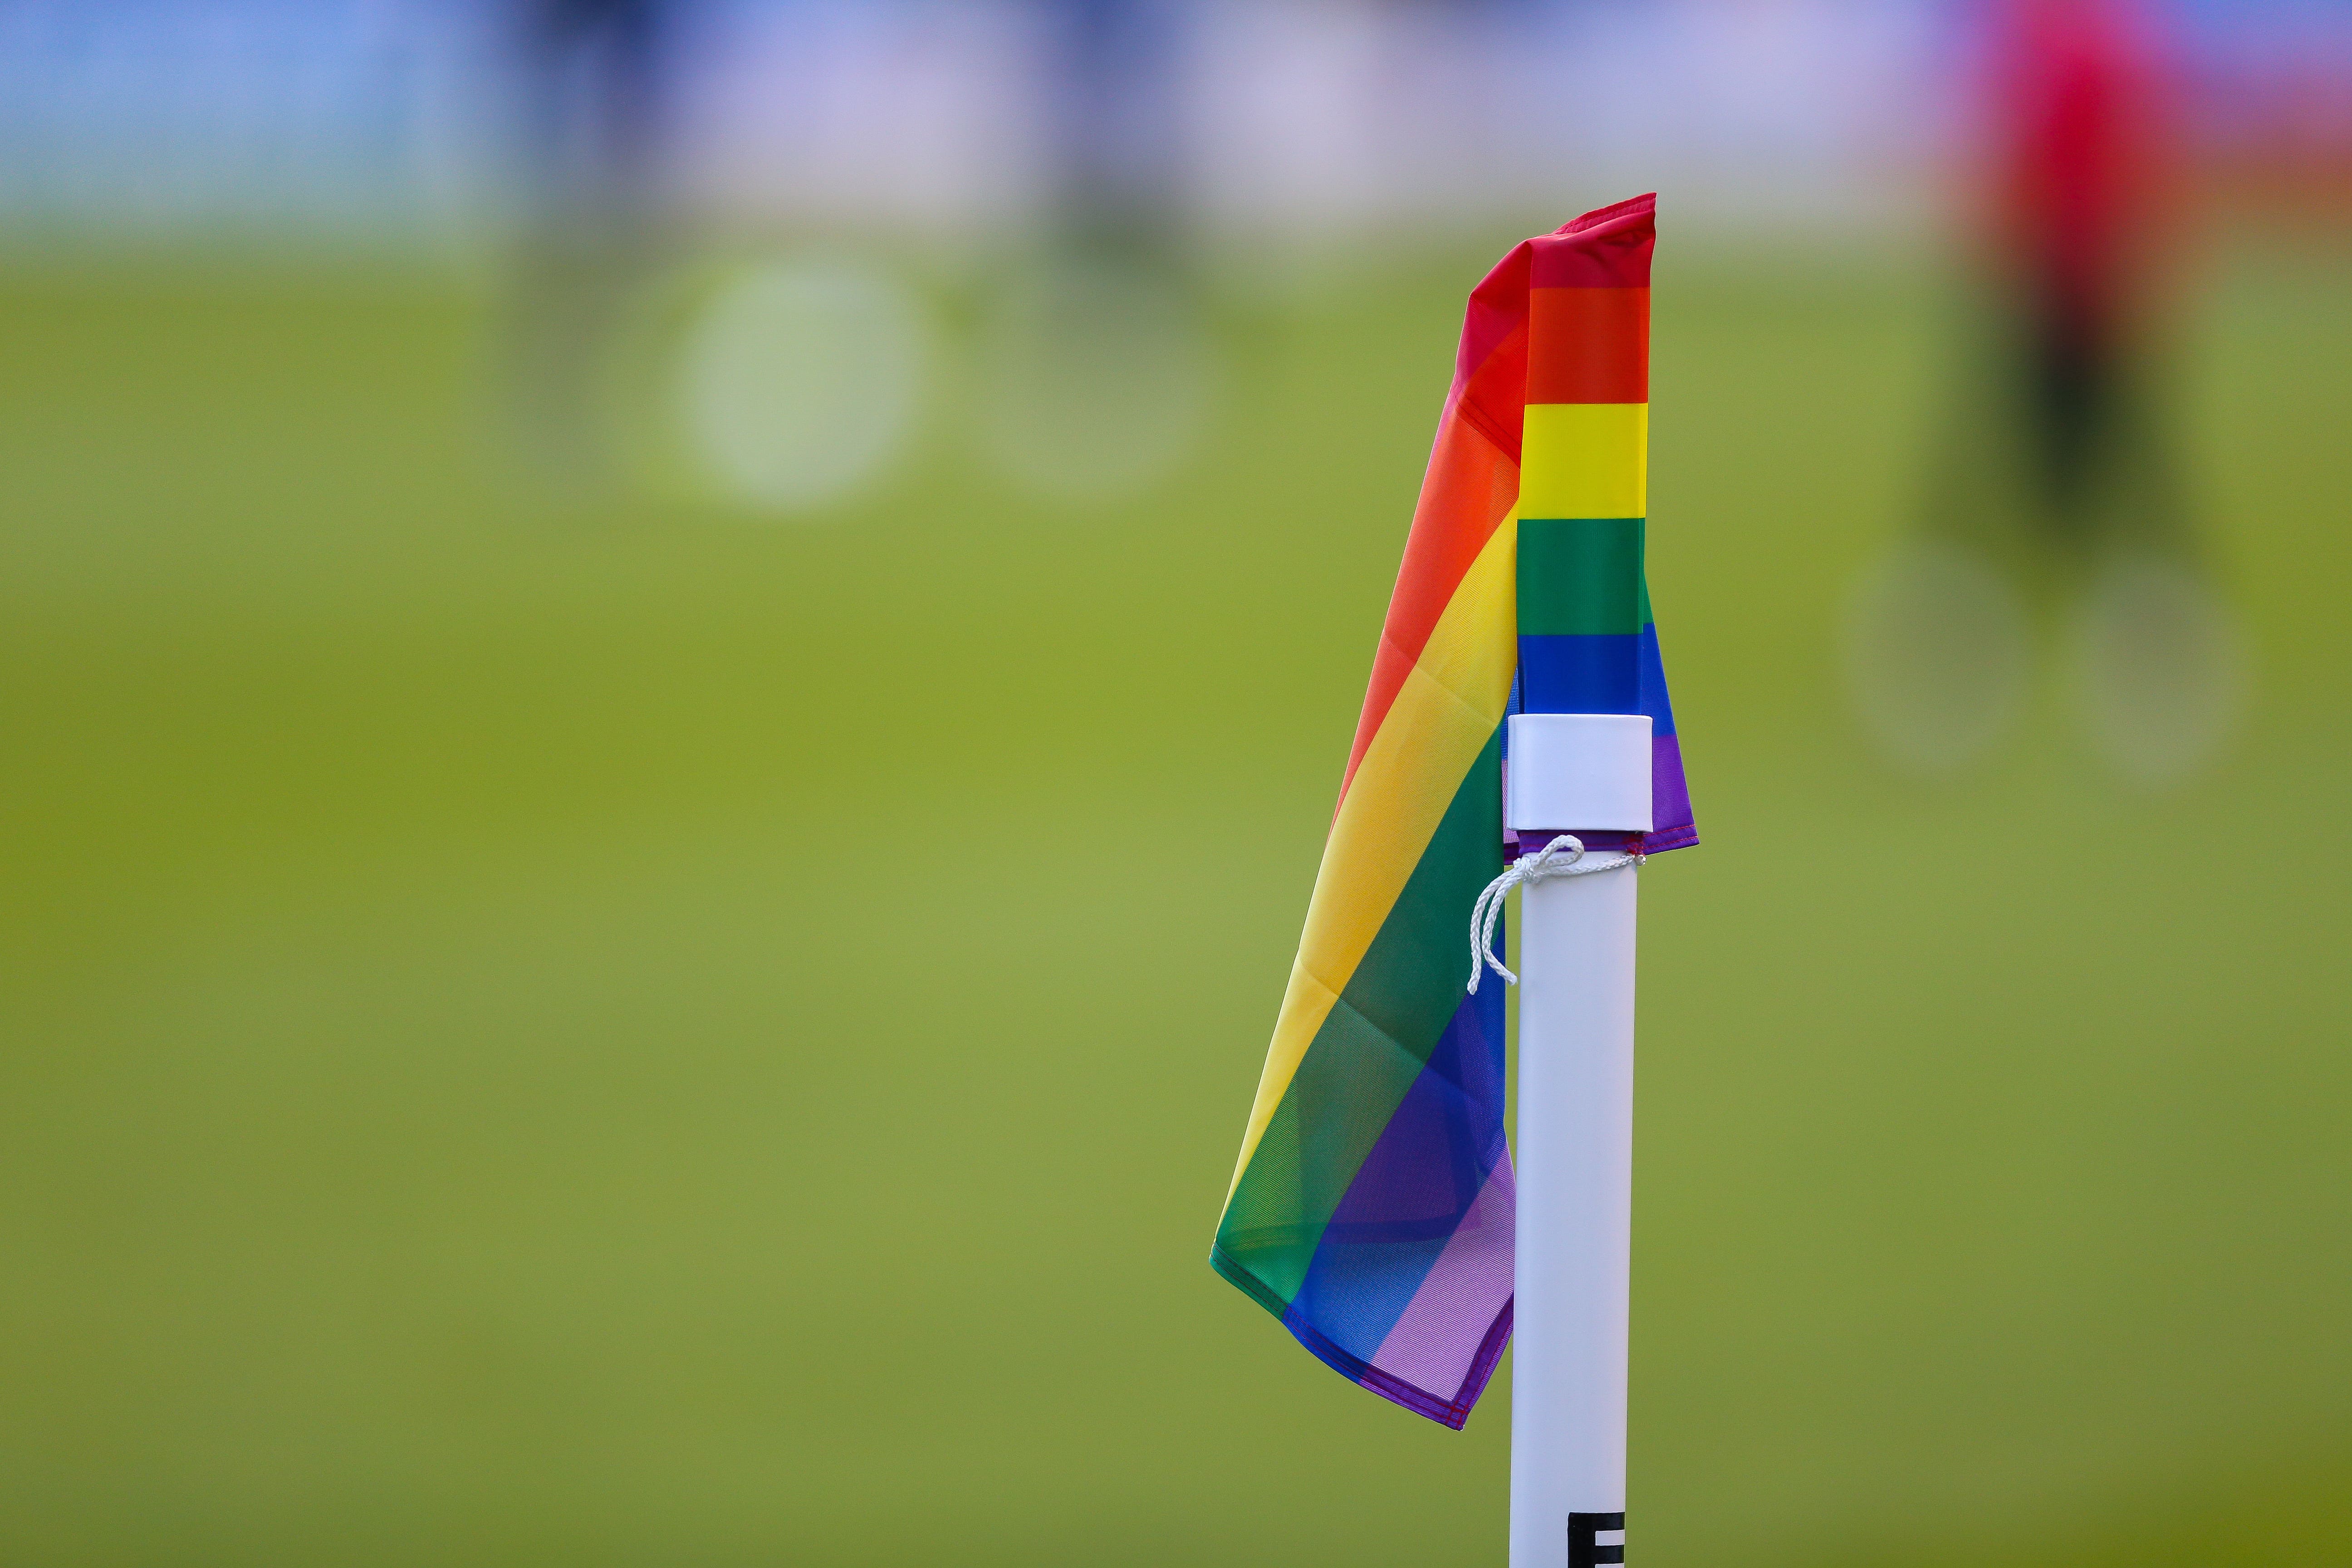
[1530,193,1656,289]
[1527,288,1648,404]
[1443,193,1657,435]
[1444,243,1533,462]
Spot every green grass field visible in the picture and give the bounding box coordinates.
[1,233,2347,1566]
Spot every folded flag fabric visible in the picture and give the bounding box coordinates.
[1210,194,1695,1428]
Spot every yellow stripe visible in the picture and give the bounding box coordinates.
[1520,403,1646,519]
[1225,515,1519,1200]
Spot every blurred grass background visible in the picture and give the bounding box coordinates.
[1,234,2347,1567]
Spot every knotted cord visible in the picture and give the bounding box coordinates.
[1467,834,1643,994]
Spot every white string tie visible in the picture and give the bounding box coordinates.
[1467,834,1643,994]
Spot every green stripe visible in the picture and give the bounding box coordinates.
[1215,725,1504,1308]
[1517,517,1645,636]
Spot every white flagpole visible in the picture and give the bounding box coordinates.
[1500,713,1651,1568]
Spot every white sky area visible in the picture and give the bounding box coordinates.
[0,0,2340,244]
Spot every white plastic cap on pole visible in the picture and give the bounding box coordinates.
[1508,713,1651,1568]
[1507,714,1654,834]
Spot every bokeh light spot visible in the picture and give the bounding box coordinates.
[676,257,929,514]
[2070,553,2249,787]
[1844,538,2032,773]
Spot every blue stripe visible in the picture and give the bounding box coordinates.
[1639,623,1677,737]
[1500,667,1524,760]
[1518,632,1641,714]
[1515,627,1677,735]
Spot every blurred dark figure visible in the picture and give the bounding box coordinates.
[1849,0,2244,783]
[1983,0,2184,542]
[516,0,671,224]
[501,0,681,500]
[1041,0,1190,246]
[975,0,1214,503]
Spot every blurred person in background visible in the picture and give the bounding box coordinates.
[972,0,1217,505]
[1044,0,1190,246]
[1984,0,2183,547]
[1849,0,2245,783]
[502,0,683,500]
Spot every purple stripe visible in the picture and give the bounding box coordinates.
[1647,731,1695,853]
[1366,1159,1517,1404]
[1365,1296,1514,1430]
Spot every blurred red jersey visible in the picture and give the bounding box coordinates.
[1988,0,2184,349]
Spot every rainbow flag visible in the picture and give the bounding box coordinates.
[1210,195,1695,1427]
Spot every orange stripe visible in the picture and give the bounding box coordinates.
[1338,412,1518,804]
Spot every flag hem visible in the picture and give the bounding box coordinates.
[1210,1243,1513,1431]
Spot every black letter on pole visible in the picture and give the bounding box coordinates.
[1568,1511,1625,1567]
